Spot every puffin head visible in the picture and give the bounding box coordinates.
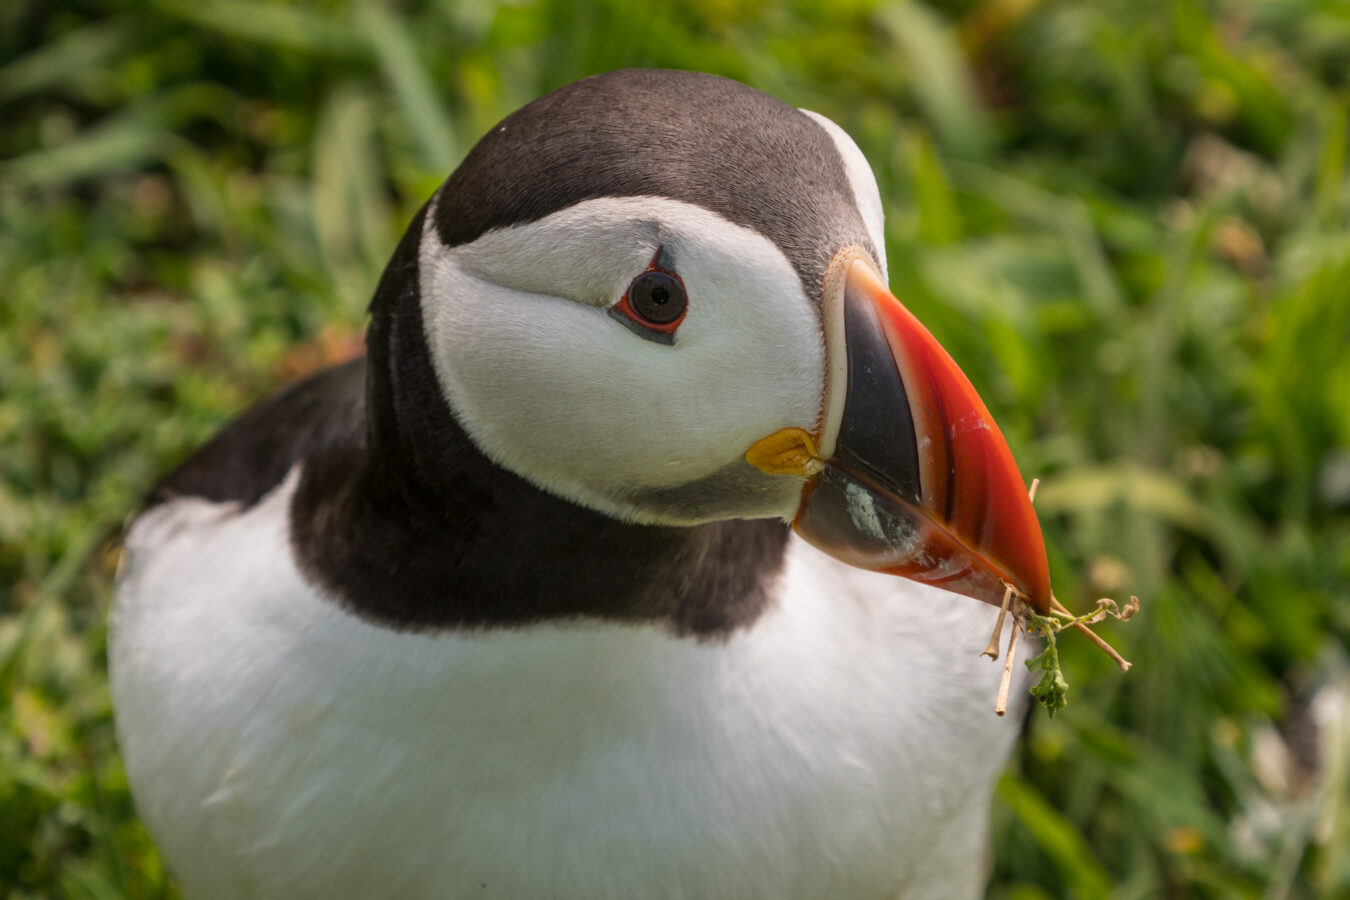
[376,69,1050,613]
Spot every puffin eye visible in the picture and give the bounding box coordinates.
[629,271,686,325]
[609,267,688,344]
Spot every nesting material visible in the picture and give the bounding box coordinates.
[986,479,1139,717]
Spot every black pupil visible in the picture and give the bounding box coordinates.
[630,272,685,325]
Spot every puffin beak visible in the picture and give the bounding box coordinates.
[747,252,1052,613]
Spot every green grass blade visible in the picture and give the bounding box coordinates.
[997,773,1112,900]
[874,0,993,160]
[155,0,367,57]
[0,18,139,102]
[359,3,458,172]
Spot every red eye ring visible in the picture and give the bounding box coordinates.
[611,250,688,342]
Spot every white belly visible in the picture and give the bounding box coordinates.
[111,474,1028,899]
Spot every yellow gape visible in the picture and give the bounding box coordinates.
[743,427,825,477]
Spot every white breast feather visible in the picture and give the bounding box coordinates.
[111,472,1030,900]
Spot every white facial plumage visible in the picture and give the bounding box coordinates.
[421,196,819,526]
[420,113,888,528]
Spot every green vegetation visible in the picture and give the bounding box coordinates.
[3,0,1348,896]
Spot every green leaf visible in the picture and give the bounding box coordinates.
[1025,648,1070,719]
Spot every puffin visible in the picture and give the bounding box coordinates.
[111,69,1052,900]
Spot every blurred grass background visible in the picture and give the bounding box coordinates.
[2,0,1349,897]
